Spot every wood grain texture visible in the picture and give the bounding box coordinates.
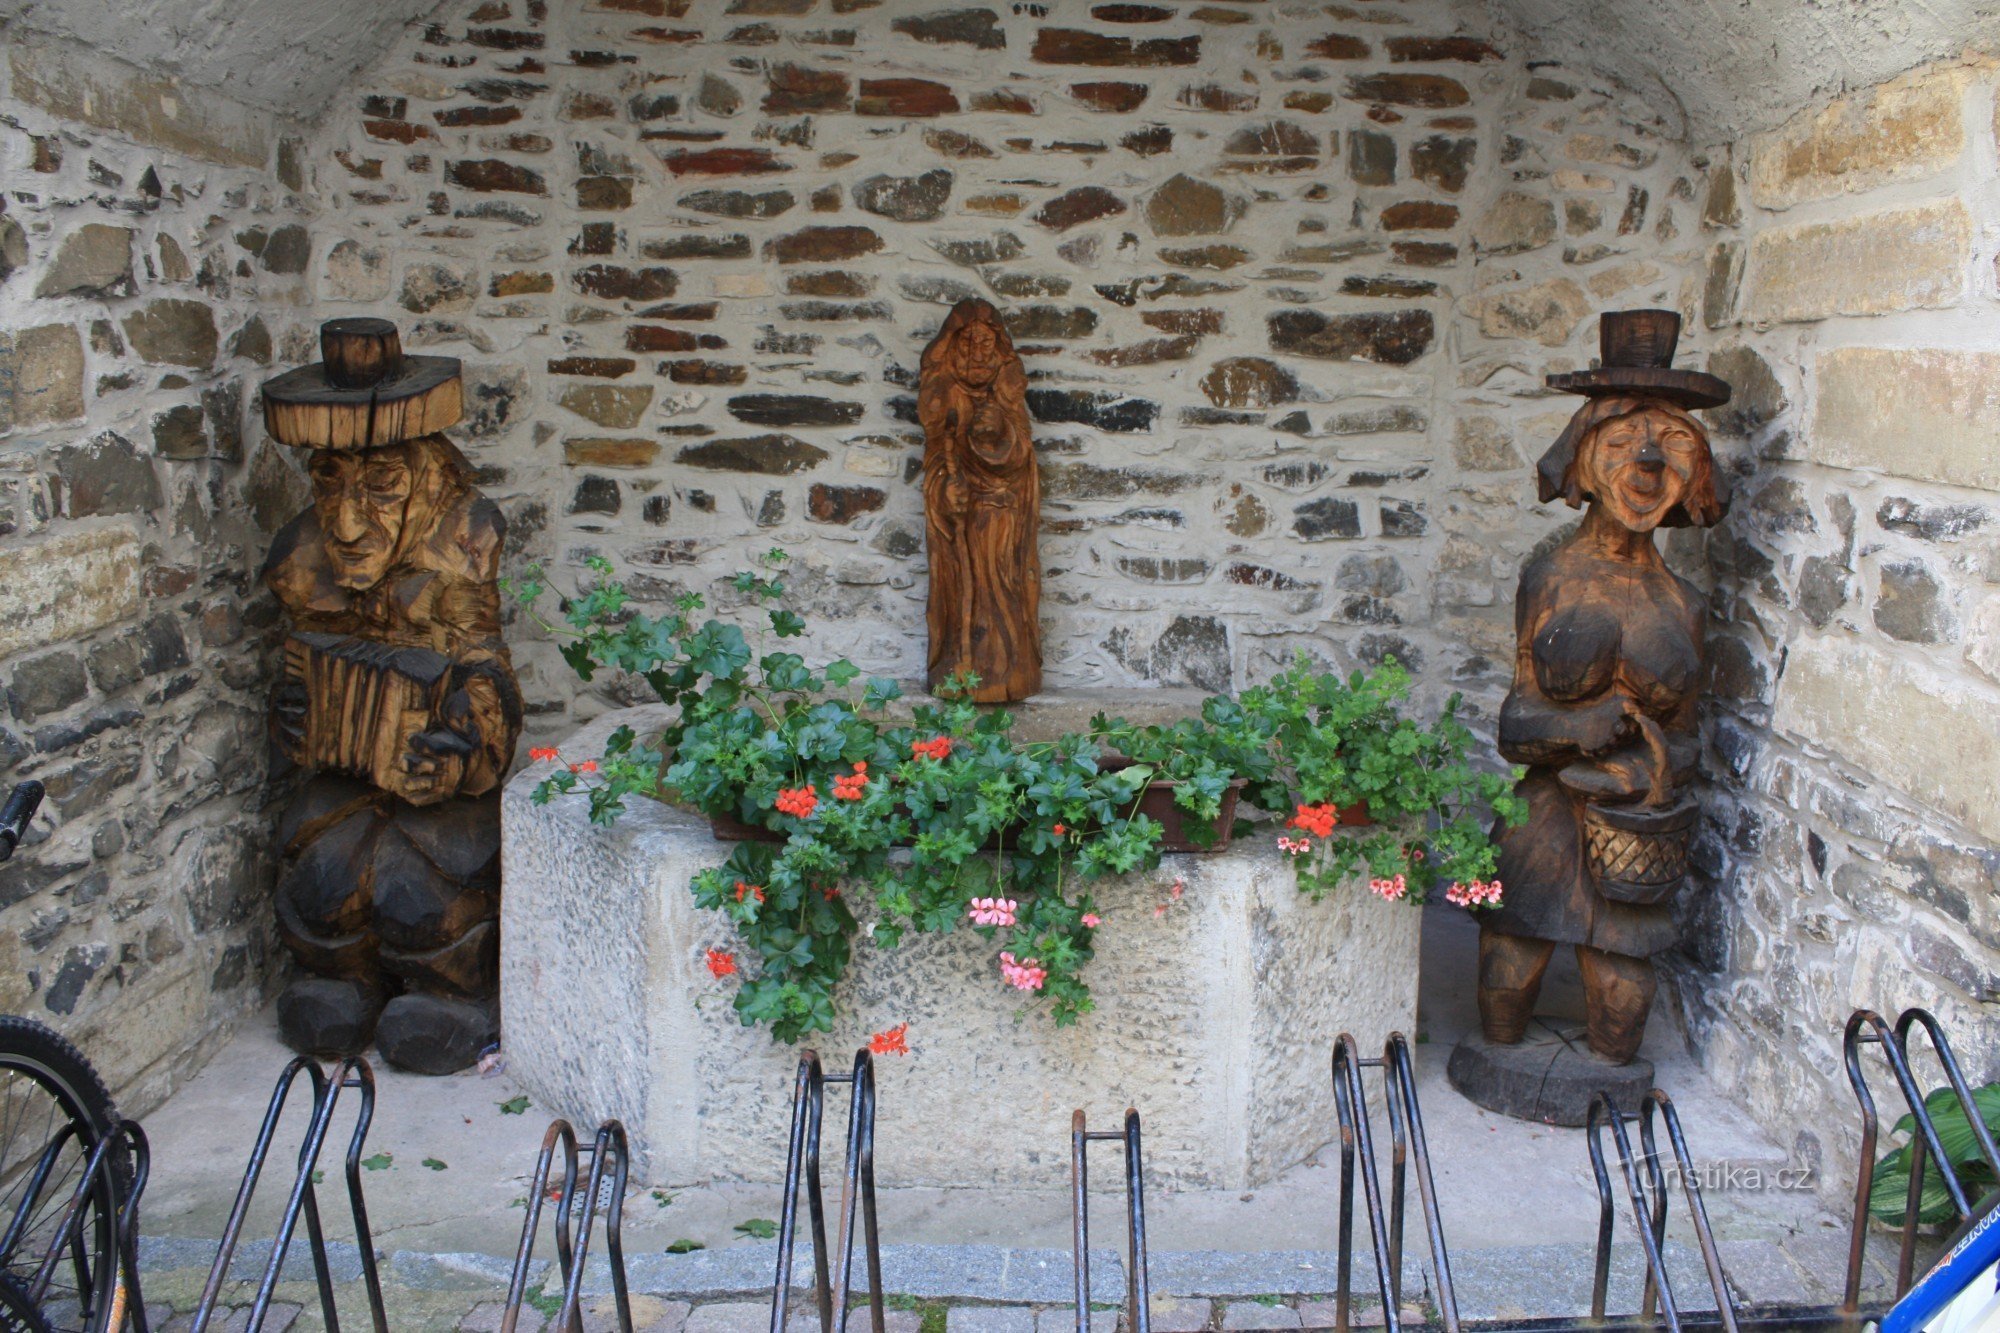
[263,358,463,448]
[1477,319,1731,1068]
[920,298,1042,703]
[261,319,515,1073]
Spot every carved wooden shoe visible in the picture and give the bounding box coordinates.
[276,977,385,1057]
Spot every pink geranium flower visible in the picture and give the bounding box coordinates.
[968,897,1018,927]
[999,951,1046,991]
[1445,879,1503,909]
[1369,874,1409,902]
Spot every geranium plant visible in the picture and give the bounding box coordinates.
[509,553,1525,1043]
[1238,653,1527,905]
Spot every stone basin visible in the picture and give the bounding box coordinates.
[499,697,1420,1190]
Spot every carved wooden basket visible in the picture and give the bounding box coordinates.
[1582,796,1697,904]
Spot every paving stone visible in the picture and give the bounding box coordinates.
[685,1300,777,1333]
[159,1305,301,1333]
[949,1305,1039,1333]
[1035,1309,1118,1333]
[1144,1296,1211,1332]
[462,1301,546,1332]
[1221,1302,1300,1329]
[1713,1238,1815,1307]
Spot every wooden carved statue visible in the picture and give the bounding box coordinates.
[1477,310,1731,1072]
[920,298,1041,703]
[260,318,523,1075]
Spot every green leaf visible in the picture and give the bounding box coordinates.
[770,609,807,638]
[666,1239,705,1254]
[361,1152,393,1172]
[559,640,598,683]
[825,660,860,688]
[422,1157,449,1172]
[499,1095,531,1116]
[652,1189,676,1209]
[734,1218,778,1239]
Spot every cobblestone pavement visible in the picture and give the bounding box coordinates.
[130,1224,1916,1331]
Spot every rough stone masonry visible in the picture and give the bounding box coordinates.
[0,32,313,1111]
[4,0,2000,1224]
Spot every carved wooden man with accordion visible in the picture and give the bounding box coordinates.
[260,318,522,1074]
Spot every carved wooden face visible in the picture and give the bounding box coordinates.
[951,320,1002,388]
[1578,405,1707,534]
[308,445,414,589]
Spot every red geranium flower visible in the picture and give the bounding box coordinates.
[868,1023,909,1056]
[910,736,953,762]
[705,948,737,978]
[1288,803,1338,838]
[776,785,819,819]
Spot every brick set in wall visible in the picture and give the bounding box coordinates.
[1669,57,2000,1201]
[0,39,312,1107]
[303,0,1699,734]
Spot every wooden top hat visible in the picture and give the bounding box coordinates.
[261,318,464,449]
[1545,309,1731,410]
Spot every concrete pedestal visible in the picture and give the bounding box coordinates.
[500,703,1420,1190]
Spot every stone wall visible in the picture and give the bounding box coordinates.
[299,0,1705,739]
[0,36,310,1110]
[1674,58,2000,1199]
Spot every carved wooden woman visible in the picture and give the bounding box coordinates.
[919,298,1041,703]
[1479,310,1730,1067]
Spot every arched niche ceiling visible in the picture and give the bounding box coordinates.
[1497,0,2000,144]
[0,0,443,122]
[4,0,1999,152]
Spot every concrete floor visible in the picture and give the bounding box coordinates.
[138,905,1851,1274]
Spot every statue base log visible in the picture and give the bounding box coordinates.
[500,698,1422,1190]
[1445,1018,1654,1126]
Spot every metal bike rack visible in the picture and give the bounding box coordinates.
[1584,1090,1739,1333]
[1071,1107,1151,1333]
[501,1118,635,1333]
[189,1056,387,1333]
[770,1048,885,1333]
[1331,1032,1457,1333]
[1843,1006,2000,1306]
[1064,1016,1932,1333]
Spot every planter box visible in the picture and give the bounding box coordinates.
[501,702,1420,1190]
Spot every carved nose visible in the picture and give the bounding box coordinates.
[1635,441,1665,468]
[329,502,370,541]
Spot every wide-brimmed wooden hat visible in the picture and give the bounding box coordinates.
[262,318,463,449]
[1545,309,1730,410]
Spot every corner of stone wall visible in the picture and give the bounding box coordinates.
[1664,53,2000,1206]
[0,32,316,1111]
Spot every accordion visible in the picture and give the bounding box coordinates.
[280,631,462,796]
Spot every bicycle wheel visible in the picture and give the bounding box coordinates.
[0,1274,52,1333]
[0,1018,125,1333]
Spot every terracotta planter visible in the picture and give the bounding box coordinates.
[1132,779,1248,853]
[1335,801,1372,828]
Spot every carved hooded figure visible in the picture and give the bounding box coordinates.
[919,298,1041,704]
[260,319,522,1075]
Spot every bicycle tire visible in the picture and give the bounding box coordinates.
[0,1016,129,1333]
[0,1274,52,1333]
